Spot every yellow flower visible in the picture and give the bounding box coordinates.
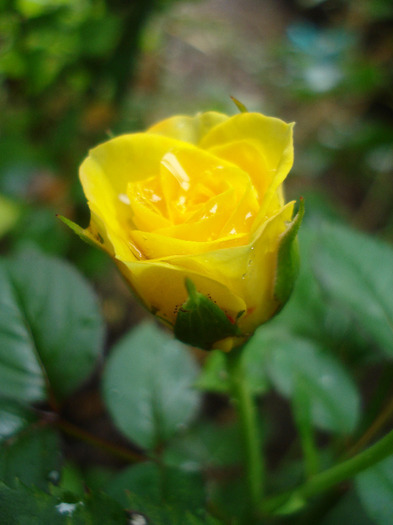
[63,110,302,351]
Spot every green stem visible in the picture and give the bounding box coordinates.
[262,426,393,515]
[293,378,319,478]
[226,346,264,512]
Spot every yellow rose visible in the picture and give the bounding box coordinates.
[62,111,303,351]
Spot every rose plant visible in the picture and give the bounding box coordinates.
[2,107,393,525]
[62,110,303,350]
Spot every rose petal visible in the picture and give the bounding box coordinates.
[147,111,229,145]
[129,230,247,259]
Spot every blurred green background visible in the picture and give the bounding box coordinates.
[1,0,392,333]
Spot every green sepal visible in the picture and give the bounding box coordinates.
[57,215,103,250]
[231,96,248,113]
[274,198,305,307]
[174,279,242,350]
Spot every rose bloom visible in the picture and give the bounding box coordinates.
[71,111,298,351]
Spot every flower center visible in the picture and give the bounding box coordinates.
[125,147,259,242]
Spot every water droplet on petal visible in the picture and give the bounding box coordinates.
[119,193,130,205]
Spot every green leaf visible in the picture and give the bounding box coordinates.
[322,489,375,525]
[163,420,243,470]
[314,221,393,357]
[126,491,221,525]
[0,398,35,442]
[102,321,201,450]
[0,481,66,525]
[266,225,371,366]
[174,278,242,350]
[0,424,61,491]
[0,481,127,525]
[105,462,205,512]
[355,455,393,525]
[0,397,62,490]
[197,348,268,395]
[0,248,104,403]
[274,197,305,307]
[247,328,360,434]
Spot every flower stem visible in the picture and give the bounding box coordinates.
[225,346,264,512]
[292,378,319,477]
[261,426,393,515]
[56,417,147,463]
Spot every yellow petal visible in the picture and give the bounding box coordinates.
[80,133,189,201]
[201,113,294,217]
[239,201,295,334]
[208,139,270,202]
[159,202,295,332]
[148,111,229,145]
[201,112,294,173]
[129,229,247,259]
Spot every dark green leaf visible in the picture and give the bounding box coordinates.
[246,328,360,434]
[322,489,375,525]
[0,481,127,525]
[164,420,243,470]
[0,248,104,403]
[314,222,393,357]
[355,455,393,525]
[0,481,66,525]
[174,279,242,350]
[0,398,35,442]
[103,321,200,450]
[0,424,61,491]
[126,491,221,525]
[106,462,205,512]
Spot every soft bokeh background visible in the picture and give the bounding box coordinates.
[1,0,393,479]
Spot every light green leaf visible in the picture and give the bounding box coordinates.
[0,194,20,239]
[197,348,268,395]
[355,456,393,525]
[247,329,360,434]
[314,222,393,357]
[102,322,201,450]
[0,248,104,403]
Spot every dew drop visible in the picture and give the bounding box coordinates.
[47,470,60,484]
[56,502,77,515]
[119,193,130,205]
[128,513,148,525]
